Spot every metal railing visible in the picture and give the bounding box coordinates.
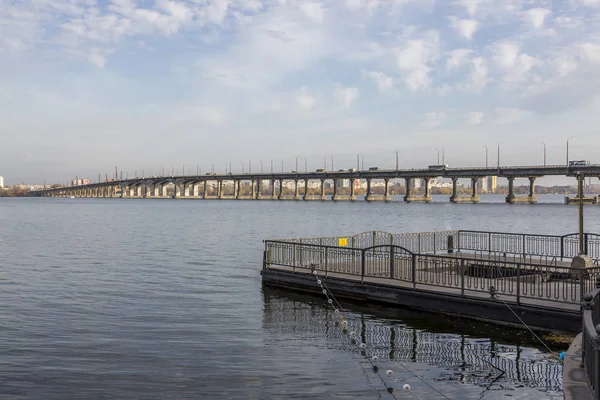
[264,240,600,307]
[582,279,600,399]
[284,230,600,261]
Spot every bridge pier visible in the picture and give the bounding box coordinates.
[366,178,392,201]
[404,178,431,202]
[450,177,480,203]
[506,177,538,203]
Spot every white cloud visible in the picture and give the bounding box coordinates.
[298,2,325,23]
[493,108,532,124]
[364,71,395,92]
[465,111,484,125]
[524,8,551,29]
[421,112,447,128]
[395,30,440,91]
[298,87,317,110]
[449,17,479,40]
[580,42,600,63]
[333,86,360,108]
[454,0,490,17]
[464,56,488,92]
[446,48,472,69]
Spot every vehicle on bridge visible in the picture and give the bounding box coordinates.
[569,160,590,166]
[315,168,325,173]
[428,165,449,170]
[368,167,379,171]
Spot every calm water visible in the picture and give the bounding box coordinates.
[1,196,597,399]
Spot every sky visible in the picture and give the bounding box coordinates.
[1,0,600,185]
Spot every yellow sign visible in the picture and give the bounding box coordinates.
[338,238,348,247]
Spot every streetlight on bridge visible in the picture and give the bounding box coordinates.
[483,146,488,168]
[296,156,307,172]
[497,142,504,171]
[567,136,574,165]
[327,155,334,172]
[434,148,440,165]
[395,150,399,170]
[541,142,546,167]
[249,161,252,174]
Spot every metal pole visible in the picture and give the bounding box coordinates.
[260,160,263,173]
[483,146,488,168]
[567,136,574,165]
[579,173,585,255]
[241,161,245,174]
[442,147,445,165]
[296,157,298,172]
[271,160,273,173]
[435,148,440,165]
[541,142,546,166]
[497,142,503,172]
[395,151,399,170]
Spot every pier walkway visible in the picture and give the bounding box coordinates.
[261,230,600,333]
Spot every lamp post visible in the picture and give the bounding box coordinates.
[541,142,546,167]
[327,156,334,172]
[483,146,488,168]
[296,156,307,172]
[395,150,399,170]
[281,160,284,173]
[357,153,364,170]
[434,148,440,165]
[442,147,445,165]
[249,161,252,174]
[497,142,504,171]
[240,161,245,174]
[567,136,574,165]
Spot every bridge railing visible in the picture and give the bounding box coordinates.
[582,279,600,400]
[263,241,600,307]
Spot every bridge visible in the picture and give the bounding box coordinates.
[32,164,600,204]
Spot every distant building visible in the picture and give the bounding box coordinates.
[0,175,3,188]
[488,176,497,193]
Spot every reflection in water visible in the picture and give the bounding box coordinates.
[262,287,563,399]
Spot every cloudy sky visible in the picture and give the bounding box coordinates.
[1,0,600,184]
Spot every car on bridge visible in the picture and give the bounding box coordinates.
[428,165,449,170]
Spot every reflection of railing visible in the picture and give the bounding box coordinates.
[262,293,563,391]
[582,279,600,400]
[264,241,600,307]
[280,230,600,260]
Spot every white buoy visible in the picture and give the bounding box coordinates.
[386,370,393,377]
[371,356,378,362]
[403,384,411,392]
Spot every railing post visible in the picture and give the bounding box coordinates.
[361,249,366,283]
[488,233,491,258]
[560,236,565,261]
[522,235,526,260]
[299,239,303,267]
[433,234,436,255]
[460,259,465,297]
[418,233,422,253]
[516,263,521,306]
[325,247,328,277]
[585,233,589,256]
[457,231,461,253]
[390,245,395,279]
[263,243,267,270]
[412,254,417,289]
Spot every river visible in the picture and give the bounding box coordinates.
[1,196,595,399]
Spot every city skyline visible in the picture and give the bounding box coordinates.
[1,0,600,184]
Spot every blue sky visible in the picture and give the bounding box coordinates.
[1,0,600,184]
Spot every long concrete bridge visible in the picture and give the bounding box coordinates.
[32,164,600,204]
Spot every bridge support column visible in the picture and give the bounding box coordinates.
[175,183,182,198]
[270,179,276,199]
[471,178,480,203]
[365,178,372,201]
[449,178,459,202]
[320,179,326,200]
[184,183,190,197]
[293,179,300,200]
[278,179,284,200]
[384,178,391,201]
[201,181,207,198]
[251,180,256,199]
[528,177,537,202]
[403,178,412,202]
[424,178,431,201]
[235,180,241,199]
[153,184,160,197]
[302,179,309,200]
[505,177,515,203]
[218,181,223,199]
[332,179,338,200]
[193,183,199,197]
[350,179,357,201]
[256,180,261,200]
